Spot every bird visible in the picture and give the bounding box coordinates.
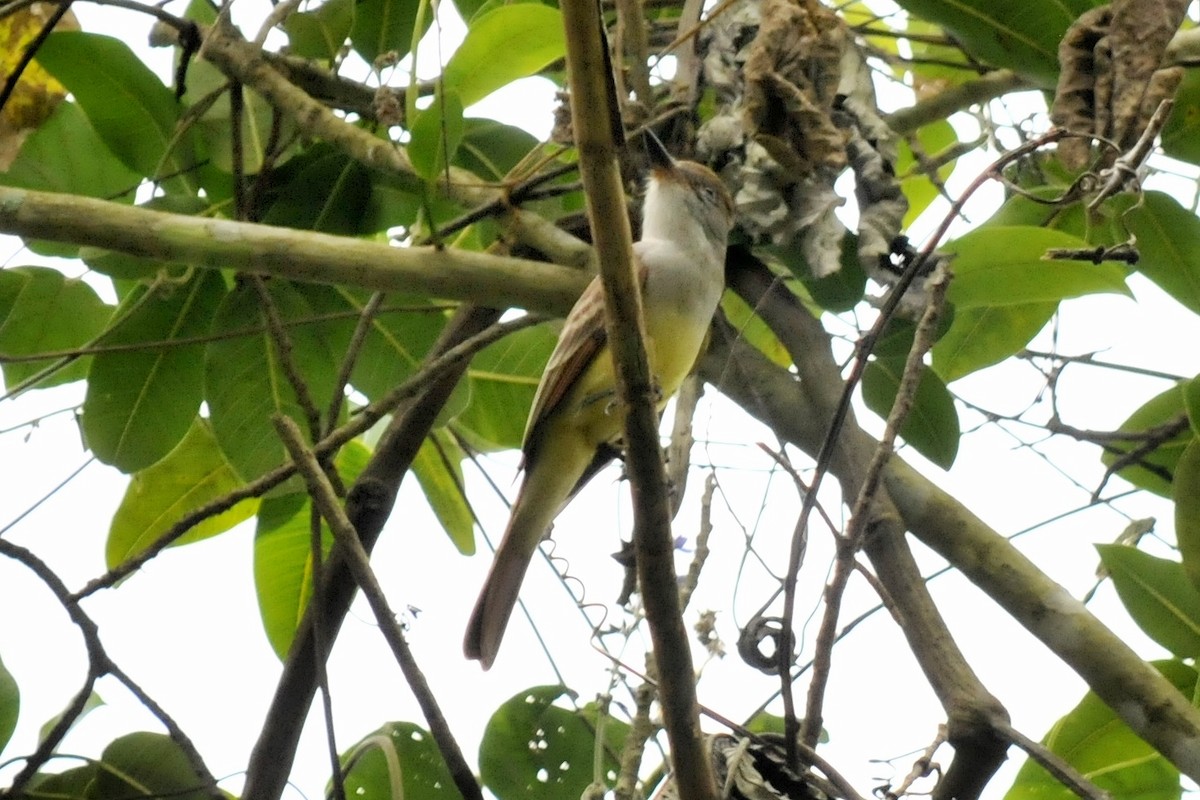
[463,132,736,669]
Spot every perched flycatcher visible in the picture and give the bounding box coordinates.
[464,134,736,669]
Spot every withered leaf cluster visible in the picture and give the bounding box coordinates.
[697,0,906,283]
[1051,0,1188,169]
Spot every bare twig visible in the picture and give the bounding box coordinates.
[273,416,483,800]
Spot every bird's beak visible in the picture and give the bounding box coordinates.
[644,130,676,175]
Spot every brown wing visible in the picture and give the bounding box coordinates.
[522,261,649,468]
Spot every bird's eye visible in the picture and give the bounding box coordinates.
[701,186,718,204]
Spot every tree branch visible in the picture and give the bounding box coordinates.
[559,1,717,798]
[241,305,501,800]
[273,416,484,800]
[701,288,1200,784]
[0,186,587,316]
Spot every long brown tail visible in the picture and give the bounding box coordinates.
[463,451,580,669]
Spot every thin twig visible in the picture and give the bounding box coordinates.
[71,314,540,600]
[799,269,950,749]
[272,415,484,800]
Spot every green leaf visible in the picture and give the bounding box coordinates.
[290,284,446,402]
[892,0,1093,85]
[721,290,791,367]
[480,686,626,800]
[1127,192,1200,316]
[1101,383,1192,498]
[254,442,370,657]
[932,302,1055,382]
[442,5,566,107]
[83,272,226,472]
[413,430,475,554]
[456,323,556,451]
[1175,439,1200,595]
[0,102,139,201]
[409,89,465,183]
[862,356,959,468]
[895,120,958,226]
[1004,660,1193,800]
[455,118,539,181]
[1162,69,1200,166]
[185,56,289,176]
[0,266,112,390]
[107,419,259,568]
[204,281,340,482]
[261,146,376,235]
[35,32,198,189]
[350,0,432,66]
[943,226,1131,308]
[22,764,98,799]
[1184,376,1200,439]
[286,0,355,60]
[38,691,105,744]
[0,655,17,754]
[341,722,462,800]
[91,732,212,800]
[1097,545,1200,657]
[792,234,868,312]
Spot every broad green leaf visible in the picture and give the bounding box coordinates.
[892,0,1094,85]
[22,765,98,799]
[721,290,791,368]
[341,722,462,800]
[1127,192,1200,316]
[261,146,375,234]
[792,234,868,312]
[988,189,1132,248]
[1097,545,1200,657]
[0,655,17,754]
[254,442,369,657]
[292,284,446,402]
[83,272,226,472]
[442,5,565,107]
[184,54,287,176]
[1175,439,1200,595]
[36,32,197,189]
[286,0,355,61]
[943,226,1131,308]
[895,120,958,225]
[0,102,139,201]
[204,281,341,482]
[91,732,212,800]
[0,266,112,390]
[1101,384,1192,498]
[413,429,475,554]
[456,323,556,451]
[1004,660,1192,800]
[480,686,627,800]
[350,0,432,66]
[107,418,259,567]
[932,302,1055,382]
[1184,376,1200,438]
[38,690,105,744]
[409,89,465,183]
[255,493,333,658]
[1162,70,1200,166]
[455,118,539,181]
[862,356,959,468]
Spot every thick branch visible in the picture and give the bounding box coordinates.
[241,306,502,800]
[0,187,586,316]
[701,305,1200,783]
[559,2,717,799]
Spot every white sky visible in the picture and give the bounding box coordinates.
[3,2,1200,798]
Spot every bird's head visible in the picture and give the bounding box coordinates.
[642,131,736,252]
